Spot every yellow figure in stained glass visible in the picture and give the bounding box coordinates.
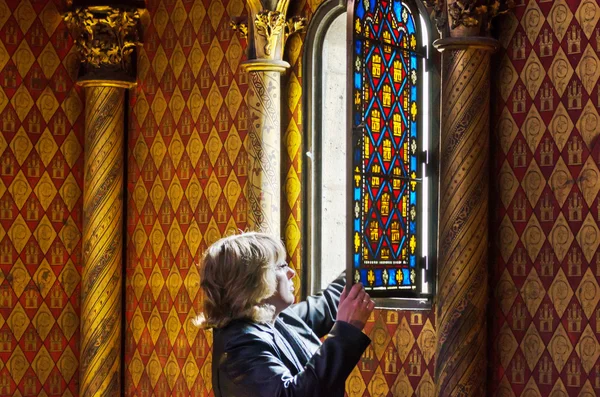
[370,221,379,240]
[354,173,361,187]
[368,270,375,286]
[393,179,401,190]
[363,246,369,259]
[373,164,381,174]
[365,25,370,37]
[355,18,362,34]
[393,114,402,136]
[411,102,418,120]
[391,221,400,242]
[402,196,407,217]
[383,269,389,285]
[410,34,417,50]
[393,60,402,82]
[383,139,392,161]
[383,85,391,107]
[410,235,416,254]
[381,192,390,216]
[396,270,403,284]
[355,270,361,283]
[410,269,416,284]
[364,195,369,213]
[381,248,390,259]
[372,176,380,187]
[372,109,381,132]
[354,232,360,252]
[355,91,361,105]
[383,30,391,44]
[372,54,381,78]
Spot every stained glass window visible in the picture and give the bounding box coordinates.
[349,0,427,296]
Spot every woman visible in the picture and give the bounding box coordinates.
[198,232,374,397]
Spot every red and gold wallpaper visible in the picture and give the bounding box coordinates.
[0,0,84,395]
[124,0,250,394]
[490,0,600,395]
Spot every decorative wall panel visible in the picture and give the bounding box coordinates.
[490,0,600,395]
[124,0,250,394]
[0,0,84,395]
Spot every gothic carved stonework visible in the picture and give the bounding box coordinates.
[63,6,145,83]
[255,10,286,56]
[232,0,306,72]
[426,0,514,37]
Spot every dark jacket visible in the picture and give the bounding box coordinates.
[211,275,371,397]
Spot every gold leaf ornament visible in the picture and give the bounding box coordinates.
[63,6,142,71]
[255,11,285,56]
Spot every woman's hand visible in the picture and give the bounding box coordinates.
[336,283,375,331]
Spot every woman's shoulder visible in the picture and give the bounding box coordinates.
[215,319,275,346]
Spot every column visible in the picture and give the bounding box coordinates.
[431,1,509,395]
[63,6,143,396]
[434,37,496,397]
[233,1,305,235]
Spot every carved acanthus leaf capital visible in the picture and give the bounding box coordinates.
[427,0,514,38]
[232,0,306,72]
[64,6,146,83]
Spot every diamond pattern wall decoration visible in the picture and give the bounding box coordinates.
[0,0,83,396]
[490,1,600,395]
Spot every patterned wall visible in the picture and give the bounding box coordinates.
[490,0,600,395]
[124,0,252,393]
[0,0,83,395]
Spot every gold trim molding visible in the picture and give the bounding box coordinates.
[77,79,137,89]
[64,5,146,83]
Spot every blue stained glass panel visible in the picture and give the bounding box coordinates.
[351,0,423,293]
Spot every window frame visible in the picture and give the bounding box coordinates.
[302,0,438,309]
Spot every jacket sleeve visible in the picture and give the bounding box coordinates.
[218,321,370,397]
[289,272,346,338]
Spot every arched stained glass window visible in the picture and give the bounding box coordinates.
[303,0,435,307]
[347,0,430,298]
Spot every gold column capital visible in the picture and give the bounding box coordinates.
[232,0,306,73]
[63,5,148,86]
[425,0,514,38]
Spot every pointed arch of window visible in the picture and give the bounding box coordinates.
[303,0,437,308]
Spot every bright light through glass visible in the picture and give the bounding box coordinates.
[420,15,429,295]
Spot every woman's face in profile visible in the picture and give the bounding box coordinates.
[264,262,296,314]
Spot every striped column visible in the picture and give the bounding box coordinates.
[433,38,498,397]
[80,84,127,397]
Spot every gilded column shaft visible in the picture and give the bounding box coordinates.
[434,39,496,397]
[246,71,281,235]
[64,6,142,395]
[80,86,125,397]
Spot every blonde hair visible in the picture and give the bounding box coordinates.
[196,232,287,329]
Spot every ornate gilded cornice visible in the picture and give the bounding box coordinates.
[425,0,513,38]
[232,0,306,73]
[64,5,146,85]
